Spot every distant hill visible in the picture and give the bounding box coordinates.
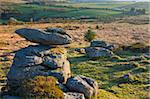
[0,0,70,4]
[117,2,150,12]
[73,0,150,2]
[72,0,113,2]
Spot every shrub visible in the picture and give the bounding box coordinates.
[84,29,96,42]
[19,76,64,99]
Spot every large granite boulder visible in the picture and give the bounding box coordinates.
[7,45,71,89]
[15,28,72,45]
[85,47,114,58]
[66,76,98,99]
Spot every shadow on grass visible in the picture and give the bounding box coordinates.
[104,64,135,74]
[68,55,90,63]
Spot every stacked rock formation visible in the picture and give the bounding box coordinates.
[7,28,98,99]
[85,40,118,58]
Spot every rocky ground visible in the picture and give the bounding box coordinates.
[0,21,149,99]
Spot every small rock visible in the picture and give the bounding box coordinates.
[122,74,130,79]
[91,40,108,48]
[143,53,150,59]
[75,48,86,54]
[64,92,85,99]
[106,44,119,51]
[128,56,146,61]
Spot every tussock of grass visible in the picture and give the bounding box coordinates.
[97,89,119,99]
[17,76,64,99]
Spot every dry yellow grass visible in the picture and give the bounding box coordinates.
[0,22,149,56]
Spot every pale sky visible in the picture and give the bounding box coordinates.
[115,0,150,1]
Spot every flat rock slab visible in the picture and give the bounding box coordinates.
[16,28,72,45]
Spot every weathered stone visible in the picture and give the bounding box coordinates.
[16,28,72,45]
[11,45,50,67]
[57,82,69,92]
[49,60,71,83]
[66,76,98,98]
[42,53,67,69]
[75,48,86,54]
[106,44,119,51]
[7,65,49,88]
[91,40,108,48]
[45,28,66,34]
[80,76,98,97]
[64,92,85,99]
[85,47,114,58]
[7,45,71,89]
[91,40,118,50]
[128,56,146,61]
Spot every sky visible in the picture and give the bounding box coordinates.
[115,0,150,1]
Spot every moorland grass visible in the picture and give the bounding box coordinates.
[68,47,149,99]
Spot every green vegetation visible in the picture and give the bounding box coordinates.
[18,76,64,99]
[7,4,122,21]
[57,2,135,9]
[0,1,148,23]
[68,43,149,99]
[84,29,96,42]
